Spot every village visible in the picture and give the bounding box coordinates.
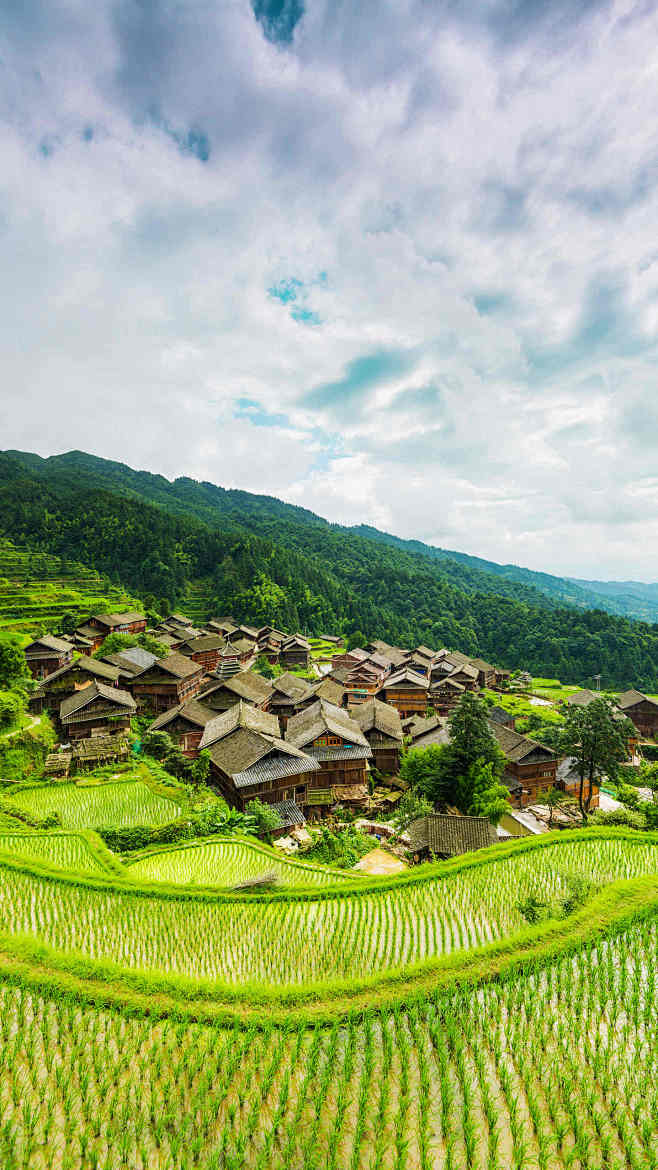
[21,608,658,862]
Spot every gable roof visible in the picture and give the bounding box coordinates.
[102,647,158,676]
[351,698,403,742]
[60,680,136,721]
[271,672,316,702]
[270,800,306,829]
[286,698,370,750]
[617,689,658,711]
[25,635,73,655]
[408,813,495,856]
[178,634,226,653]
[313,677,346,707]
[149,699,216,732]
[92,611,145,628]
[566,688,598,706]
[281,634,311,651]
[380,668,429,691]
[39,654,121,687]
[407,714,450,747]
[134,652,202,681]
[489,721,556,763]
[200,701,280,750]
[487,704,513,725]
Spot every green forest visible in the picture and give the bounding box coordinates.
[2,448,658,689]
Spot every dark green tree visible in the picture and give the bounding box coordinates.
[0,637,30,689]
[560,697,634,823]
[447,693,506,812]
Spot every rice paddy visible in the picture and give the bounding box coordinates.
[1,834,657,987]
[126,837,357,888]
[5,777,181,830]
[1,912,657,1169]
[0,830,113,874]
[0,757,656,1170]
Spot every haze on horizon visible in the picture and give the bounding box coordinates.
[1,0,657,582]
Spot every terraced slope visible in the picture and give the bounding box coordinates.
[0,830,116,874]
[127,837,359,888]
[0,537,141,635]
[0,895,657,1169]
[1,834,657,987]
[6,778,181,830]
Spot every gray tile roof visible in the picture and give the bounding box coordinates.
[200,701,280,749]
[617,689,658,711]
[25,635,73,655]
[408,813,495,856]
[352,698,403,743]
[306,744,372,762]
[489,722,556,763]
[231,751,319,789]
[60,680,136,722]
[149,699,216,732]
[270,800,306,829]
[286,699,370,750]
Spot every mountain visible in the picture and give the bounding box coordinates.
[1,447,658,689]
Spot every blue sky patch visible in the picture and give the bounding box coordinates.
[252,0,304,45]
[304,348,418,410]
[235,398,291,428]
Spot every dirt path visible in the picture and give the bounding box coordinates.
[0,714,41,741]
[354,847,408,875]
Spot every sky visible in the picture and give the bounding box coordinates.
[2,0,658,581]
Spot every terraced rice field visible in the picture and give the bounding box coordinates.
[126,837,357,888]
[0,830,111,874]
[1,913,657,1169]
[2,835,657,986]
[6,778,181,830]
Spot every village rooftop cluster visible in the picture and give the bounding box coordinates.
[23,610,658,839]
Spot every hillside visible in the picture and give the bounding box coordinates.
[0,537,143,637]
[2,449,658,687]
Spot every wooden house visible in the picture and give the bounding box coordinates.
[129,653,204,714]
[236,624,260,644]
[199,702,320,810]
[268,673,317,729]
[286,699,372,811]
[378,668,429,718]
[269,799,307,840]
[87,611,147,638]
[405,714,450,749]
[72,623,106,653]
[30,655,121,713]
[616,690,658,738]
[487,705,515,730]
[352,698,403,773]
[148,699,216,755]
[71,734,131,771]
[407,813,495,860]
[101,646,158,683]
[206,618,239,638]
[344,661,386,707]
[177,633,227,673]
[366,641,409,669]
[470,658,497,689]
[555,756,600,809]
[429,676,464,714]
[23,635,74,679]
[489,722,558,807]
[312,677,347,708]
[280,634,311,671]
[59,681,136,740]
[197,670,274,714]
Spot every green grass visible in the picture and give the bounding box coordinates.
[308,637,340,660]
[126,836,360,888]
[4,776,182,831]
[483,687,565,724]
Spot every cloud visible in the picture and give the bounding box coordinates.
[2,0,658,578]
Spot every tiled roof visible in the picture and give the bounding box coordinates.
[408,813,495,856]
[286,699,370,750]
[60,680,136,721]
[270,800,306,829]
[489,722,556,763]
[306,744,372,762]
[25,635,73,655]
[149,699,216,732]
[618,689,658,711]
[231,751,319,789]
[200,701,280,750]
[352,698,403,742]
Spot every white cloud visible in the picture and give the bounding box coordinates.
[2,0,658,577]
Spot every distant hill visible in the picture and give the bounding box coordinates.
[1,447,658,689]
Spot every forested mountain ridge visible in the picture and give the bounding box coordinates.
[1,448,658,689]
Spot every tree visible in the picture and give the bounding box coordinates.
[447,693,506,813]
[188,749,210,786]
[467,759,510,824]
[560,697,634,823]
[245,798,284,838]
[399,744,450,805]
[395,789,434,831]
[544,786,563,828]
[253,654,276,679]
[637,760,658,802]
[0,637,30,689]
